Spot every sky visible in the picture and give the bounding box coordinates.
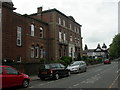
[11,0,119,49]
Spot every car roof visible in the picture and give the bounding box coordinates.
[73,61,85,63]
[42,63,61,65]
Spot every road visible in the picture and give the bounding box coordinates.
[21,61,120,89]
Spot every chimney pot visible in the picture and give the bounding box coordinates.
[37,7,43,13]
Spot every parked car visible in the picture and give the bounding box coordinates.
[104,59,111,64]
[67,61,87,73]
[0,65,30,89]
[38,63,71,80]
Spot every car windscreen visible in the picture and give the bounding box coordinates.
[70,62,80,66]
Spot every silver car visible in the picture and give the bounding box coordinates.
[67,61,87,73]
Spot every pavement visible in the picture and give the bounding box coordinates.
[29,75,40,81]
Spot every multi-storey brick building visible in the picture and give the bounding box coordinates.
[30,8,83,60]
[1,2,83,63]
[2,2,49,63]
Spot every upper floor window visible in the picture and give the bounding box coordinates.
[77,28,79,33]
[59,31,62,40]
[70,34,72,42]
[31,24,34,36]
[63,32,66,41]
[70,24,72,30]
[58,18,61,25]
[63,20,65,27]
[40,27,43,38]
[17,26,22,46]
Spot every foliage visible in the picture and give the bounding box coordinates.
[61,56,72,66]
[40,58,49,64]
[77,52,82,61]
[109,34,120,59]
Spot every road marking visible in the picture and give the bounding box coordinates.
[108,73,120,89]
[73,83,79,87]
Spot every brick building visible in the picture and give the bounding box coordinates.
[1,2,83,63]
[2,2,49,63]
[30,8,83,60]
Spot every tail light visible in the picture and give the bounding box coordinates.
[50,69,53,73]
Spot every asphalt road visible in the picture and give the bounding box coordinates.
[20,61,120,89]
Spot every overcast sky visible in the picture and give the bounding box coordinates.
[11,0,119,49]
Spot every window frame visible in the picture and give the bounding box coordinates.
[17,26,22,46]
[31,24,34,36]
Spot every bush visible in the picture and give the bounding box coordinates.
[40,58,49,64]
[61,56,72,66]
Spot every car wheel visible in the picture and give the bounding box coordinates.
[67,71,71,76]
[22,79,29,88]
[54,74,59,80]
[78,68,81,73]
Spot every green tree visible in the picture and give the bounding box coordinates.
[109,34,120,59]
[84,44,88,50]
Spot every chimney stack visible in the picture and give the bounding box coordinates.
[37,7,43,13]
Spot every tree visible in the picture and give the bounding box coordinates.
[84,44,88,50]
[109,34,120,59]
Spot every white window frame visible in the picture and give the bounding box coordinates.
[70,35,72,42]
[40,48,44,58]
[59,31,62,40]
[31,47,34,58]
[70,24,72,30]
[58,18,61,25]
[17,56,21,63]
[17,26,22,46]
[63,20,65,27]
[64,33,66,41]
[35,46,39,58]
[31,24,34,36]
[40,27,43,38]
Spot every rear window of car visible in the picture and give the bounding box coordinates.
[50,64,58,69]
[40,65,50,69]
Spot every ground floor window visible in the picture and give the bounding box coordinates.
[31,46,34,58]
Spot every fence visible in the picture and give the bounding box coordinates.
[2,62,41,76]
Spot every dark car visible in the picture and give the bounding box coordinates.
[104,59,111,64]
[0,65,30,89]
[38,63,71,80]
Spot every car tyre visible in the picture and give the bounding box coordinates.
[54,73,59,80]
[22,79,29,88]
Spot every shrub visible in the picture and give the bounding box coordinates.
[40,58,49,64]
[61,56,72,66]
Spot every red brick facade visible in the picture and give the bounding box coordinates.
[2,2,83,63]
[2,2,48,63]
